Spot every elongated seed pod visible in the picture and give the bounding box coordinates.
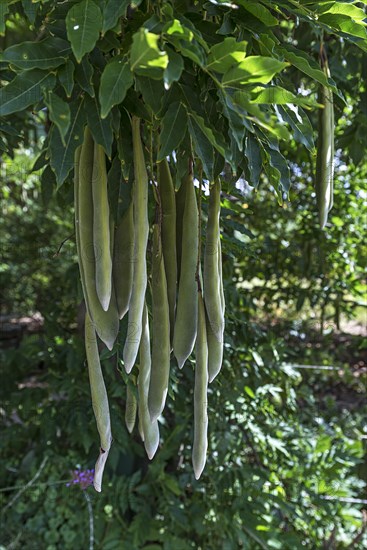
[218,238,225,315]
[85,311,112,492]
[125,382,137,433]
[173,173,199,369]
[158,159,177,339]
[207,238,225,383]
[328,86,335,214]
[113,202,134,319]
[148,224,171,421]
[175,178,187,283]
[138,406,145,442]
[123,117,149,373]
[75,129,119,350]
[192,292,209,480]
[204,180,224,341]
[92,143,112,310]
[207,314,223,384]
[315,58,334,229]
[138,304,160,459]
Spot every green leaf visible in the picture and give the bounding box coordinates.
[74,56,95,97]
[188,116,214,179]
[99,56,133,118]
[66,0,102,63]
[43,90,71,142]
[136,76,165,114]
[244,385,256,399]
[0,37,70,69]
[316,2,367,22]
[230,91,290,141]
[251,86,316,107]
[319,13,367,44]
[49,97,86,186]
[223,57,289,86]
[163,18,194,40]
[278,45,338,91]
[0,70,56,116]
[163,18,207,66]
[266,146,290,194]
[21,0,38,24]
[276,105,314,151]
[221,97,246,151]
[85,95,113,157]
[130,28,168,78]
[58,60,75,98]
[102,0,130,34]
[166,35,206,67]
[123,89,152,121]
[207,37,248,73]
[245,135,262,186]
[189,111,226,158]
[237,0,278,26]
[164,48,184,89]
[158,101,187,161]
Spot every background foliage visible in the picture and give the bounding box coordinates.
[1,146,366,549]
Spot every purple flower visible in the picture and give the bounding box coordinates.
[66,468,94,490]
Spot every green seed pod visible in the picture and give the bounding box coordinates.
[148,224,171,421]
[192,292,208,480]
[125,382,137,434]
[113,202,134,320]
[175,178,187,283]
[207,310,223,383]
[85,311,112,492]
[138,406,145,442]
[92,143,113,311]
[123,117,149,373]
[173,173,199,369]
[204,180,224,341]
[207,238,225,383]
[75,128,119,350]
[138,304,160,459]
[315,58,334,229]
[218,239,225,315]
[158,159,177,339]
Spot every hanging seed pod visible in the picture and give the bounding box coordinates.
[85,311,112,492]
[158,159,177,340]
[138,304,160,459]
[92,142,113,311]
[315,51,334,229]
[75,129,119,350]
[125,382,137,434]
[113,201,134,320]
[175,177,187,283]
[123,117,149,373]
[192,291,209,480]
[148,224,171,421]
[204,180,224,341]
[173,173,199,369]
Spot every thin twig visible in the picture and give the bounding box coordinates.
[0,479,70,493]
[53,233,75,257]
[2,456,48,513]
[84,491,94,550]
